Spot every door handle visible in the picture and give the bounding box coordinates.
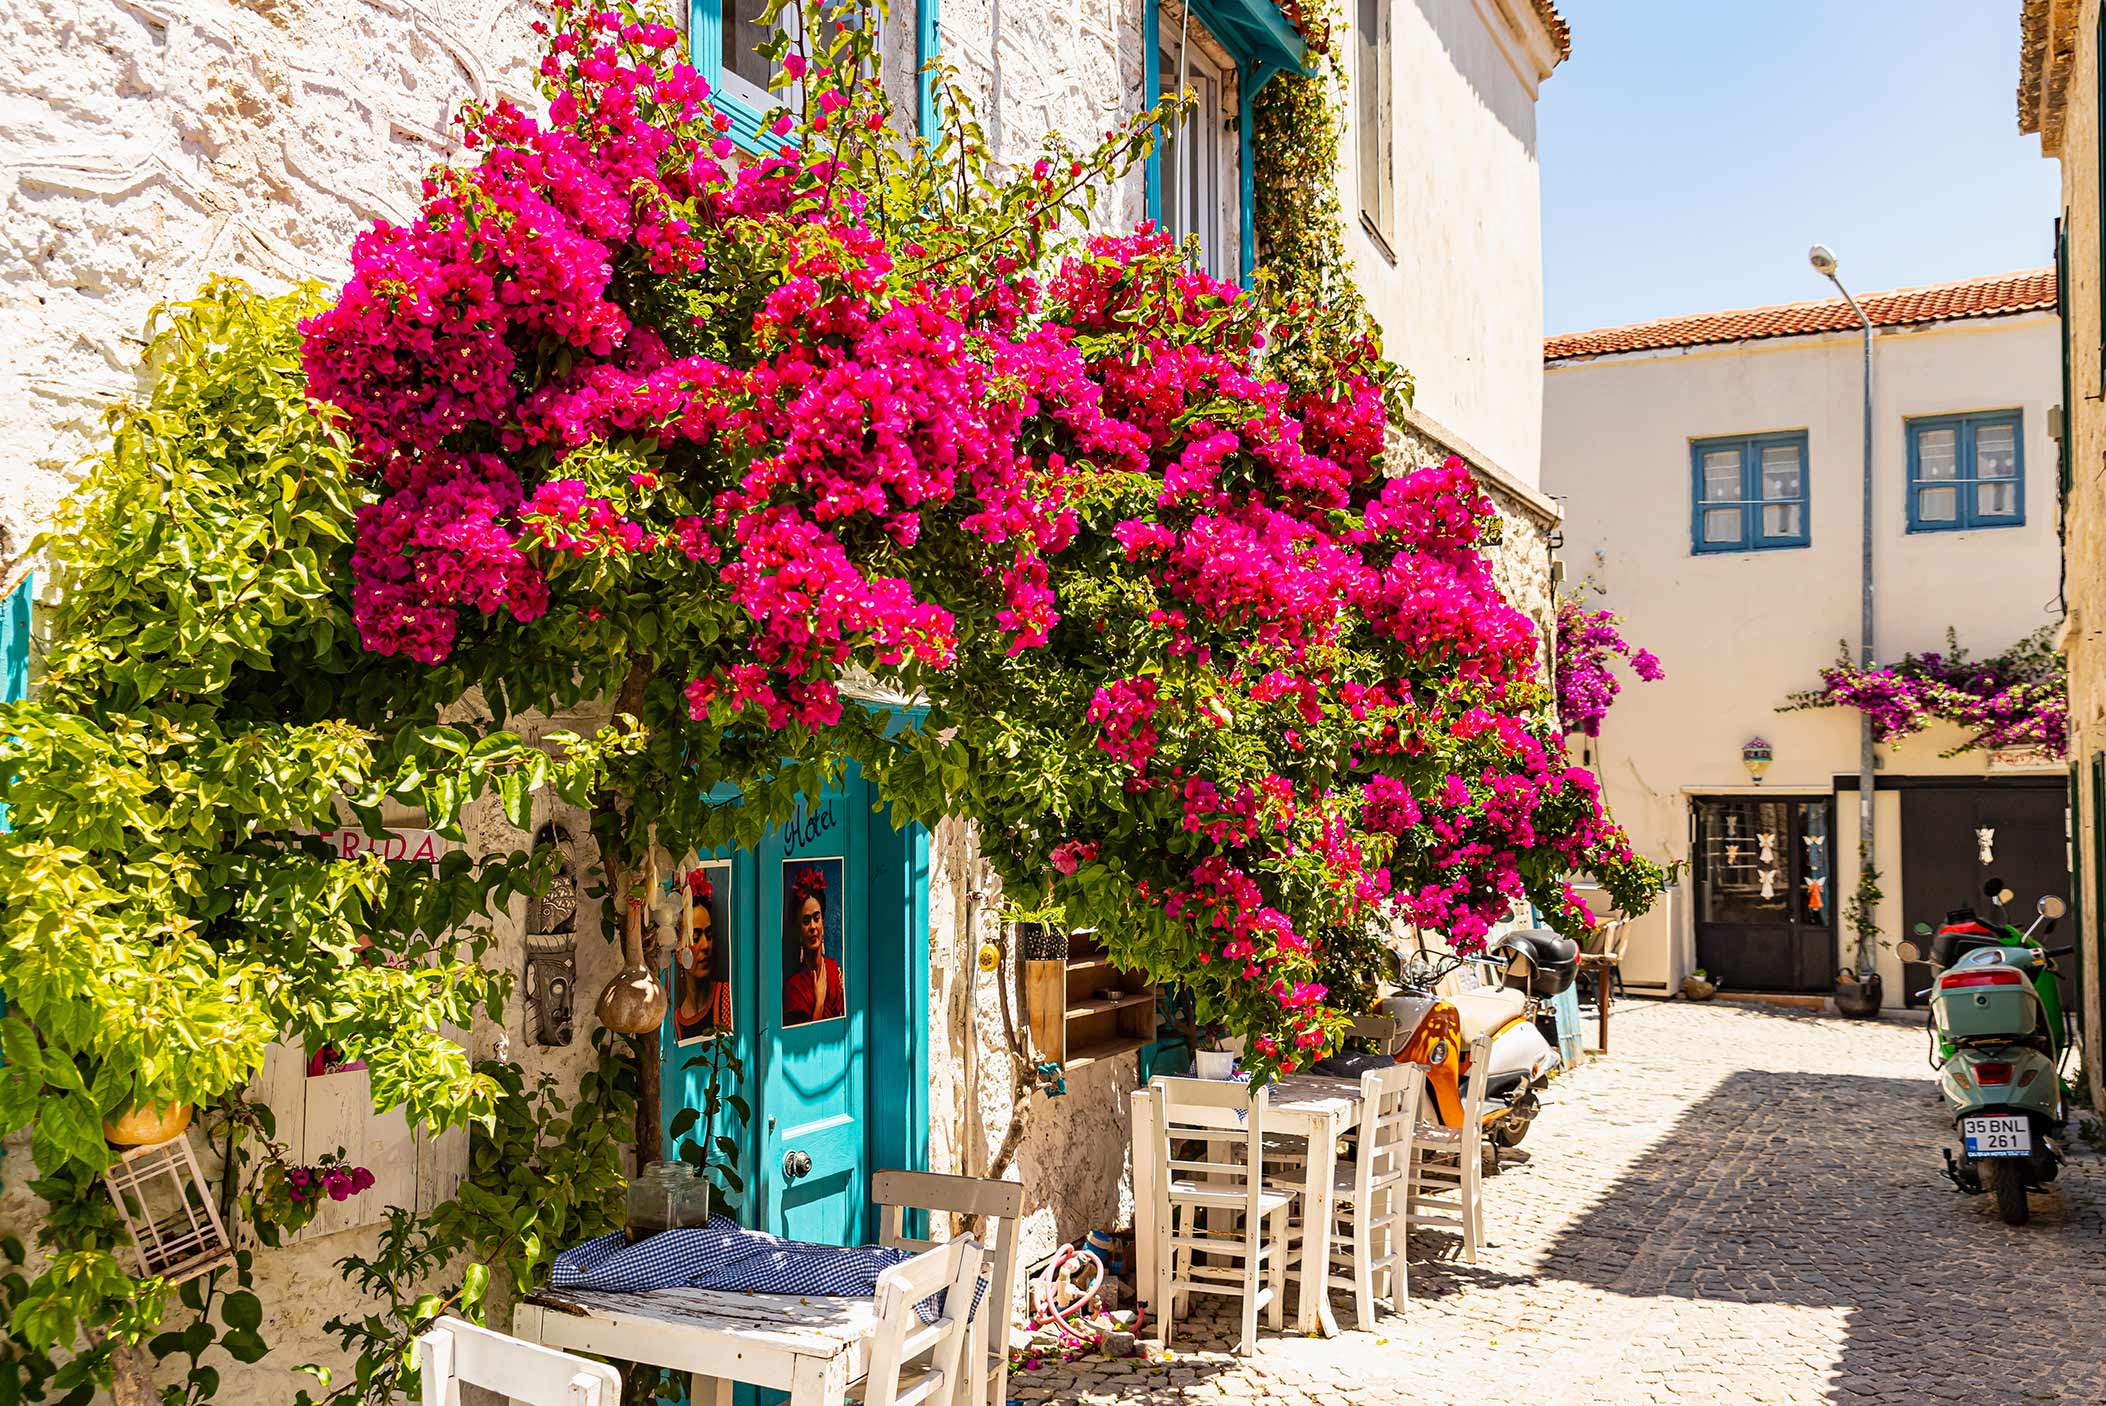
[782,1149,813,1181]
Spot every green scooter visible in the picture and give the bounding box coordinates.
[1900,880,2072,1226]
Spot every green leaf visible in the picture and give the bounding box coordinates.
[221,1289,263,1332]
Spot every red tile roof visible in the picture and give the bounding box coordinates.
[1532,1,1571,61]
[1544,269,2058,362]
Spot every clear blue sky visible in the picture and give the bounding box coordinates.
[1539,0,2063,336]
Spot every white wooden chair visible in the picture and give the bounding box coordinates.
[1406,1034,1492,1263]
[860,1236,988,1406]
[417,1315,621,1406]
[1271,1062,1423,1329]
[1152,1076,1295,1354]
[872,1170,1024,1406]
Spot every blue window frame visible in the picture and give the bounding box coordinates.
[1905,412,2024,532]
[1689,432,1810,553]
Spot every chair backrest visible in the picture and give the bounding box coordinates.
[872,1170,1023,1384]
[863,1236,988,1406]
[417,1316,621,1406]
[1347,1014,1407,1055]
[1352,1061,1423,1198]
[1601,919,1633,960]
[1155,1076,1267,1222]
[1458,1034,1493,1141]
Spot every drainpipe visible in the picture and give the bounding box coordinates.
[1811,244,1877,975]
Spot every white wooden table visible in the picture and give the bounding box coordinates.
[514,1284,877,1406]
[1130,1073,1365,1338]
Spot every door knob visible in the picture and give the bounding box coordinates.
[782,1149,813,1181]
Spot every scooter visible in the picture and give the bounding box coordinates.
[1381,930,1578,1148]
[1899,879,2072,1226]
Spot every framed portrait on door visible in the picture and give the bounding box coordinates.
[671,860,733,1044]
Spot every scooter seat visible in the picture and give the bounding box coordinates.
[1449,986,1528,1043]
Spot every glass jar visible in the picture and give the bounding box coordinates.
[625,1160,708,1243]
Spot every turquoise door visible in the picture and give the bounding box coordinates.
[661,762,930,1246]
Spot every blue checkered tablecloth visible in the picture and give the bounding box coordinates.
[552,1217,950,1321]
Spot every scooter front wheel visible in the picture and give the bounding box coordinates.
[1987,1158,2030,1226]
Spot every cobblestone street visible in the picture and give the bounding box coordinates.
[1016,1000,2106,1406]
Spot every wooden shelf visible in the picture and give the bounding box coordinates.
[1065,993,1156,1020]
[1022,926,1157,1071]
[1063,1034,1150,1070]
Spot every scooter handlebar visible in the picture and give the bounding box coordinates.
[2044,944,2077,959]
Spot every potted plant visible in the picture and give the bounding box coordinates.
[1835,848,1885,1019]
[1681,969,1717,1002]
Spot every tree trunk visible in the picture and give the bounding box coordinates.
[105,1340,155,1406]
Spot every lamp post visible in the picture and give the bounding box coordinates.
[1810,242,1877,975]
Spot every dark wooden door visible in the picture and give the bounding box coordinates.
[1693,797,1836,993]
[1899,782,2073,1012]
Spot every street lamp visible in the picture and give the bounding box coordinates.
[1810,242,1877,978]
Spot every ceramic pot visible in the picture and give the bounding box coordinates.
[1834,972,1883,1019]
[596,896,668,1035]
[1680,974,1717,1002]
[1194,1050,1236,1079]
[103,1102,193,1147]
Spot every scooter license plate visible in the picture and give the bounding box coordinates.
[1962,1115,2032,1158]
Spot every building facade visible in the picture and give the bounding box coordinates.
[0,0,1569,1397]
[1544,276,2068,1013]
[2017,0,2106,1115]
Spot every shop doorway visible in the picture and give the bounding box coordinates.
[660,765,929,1244]
[1898,779,2073,1013]
[1691,796,1836,993]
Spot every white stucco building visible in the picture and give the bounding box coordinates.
[1543,271,2068,1010]
[0,0,1573,1397]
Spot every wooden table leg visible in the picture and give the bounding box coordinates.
[1296,1117,1342,1337]
[1129,1089,1158,1315]
[1597,966,1610,1054]
[790,1353,848,1406]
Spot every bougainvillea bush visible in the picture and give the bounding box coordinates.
[302,0,1659,1071]
[1784,627,2067,758]
[1554,592,1664,738]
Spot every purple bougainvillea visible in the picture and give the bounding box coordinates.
[1554,593,1664,738]
[1783,627,2067,758]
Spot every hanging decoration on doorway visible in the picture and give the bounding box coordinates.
[1726,843,1743,866]
[596,884,669,1036]
[1803,875,1825,914]
[524,822,580,1048]
[1758,868,1778,901]
[1757,831,1776,865]
[1741,737,1774,784]
[1803,833,1823,860]
[1976,825,1997,866]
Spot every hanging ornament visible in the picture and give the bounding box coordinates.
[1758,868,1778,901]
[1726,814,1740,837]
[1803,875,1825,913]
[1726,843,1743,866]
[1976,826,1996,866]
[596,887,668,1035]
[1758,832,1776,864]
[1803,833,1823,860]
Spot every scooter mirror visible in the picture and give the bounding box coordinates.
[1999,888,2016,905]
[2040,894,2069,920]
[1896,940,1922,964]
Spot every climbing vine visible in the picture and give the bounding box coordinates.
[1783,626,2068,759]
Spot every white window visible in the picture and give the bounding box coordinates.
[1356,0,1394,252]
[1159,39,1232,282]
[720,0,787,115]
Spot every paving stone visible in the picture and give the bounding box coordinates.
[1011,1001,2106,1405]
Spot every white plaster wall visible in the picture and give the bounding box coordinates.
[1543,313,2065,997]
[0,0,549,581]
[1342,0,1550,486]
[937,0,1149,232]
